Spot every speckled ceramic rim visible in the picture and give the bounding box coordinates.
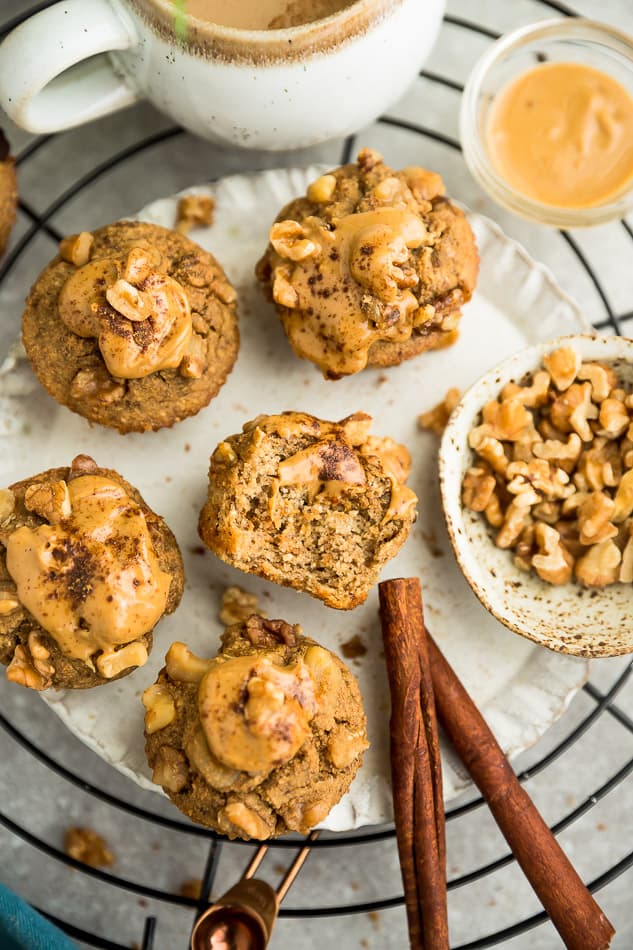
[129,0,402,64]
[460,18,633,228]
[439,333,633,658]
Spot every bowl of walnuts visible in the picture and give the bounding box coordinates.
[439,334,633,657]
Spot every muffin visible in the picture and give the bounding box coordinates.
[0,454,184,690]
[22,220,239,433]
[198,411,417,609]
[0,130,17,257]
[256,147,479,379]
[143,615,368,839]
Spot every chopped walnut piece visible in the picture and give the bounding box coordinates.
[555,520,585,559]
[503,472,540,506]
[340,634,367,659]
[219,586,264,626]
[506,458,572,501]
[417,387,461,435]
[532,433,582,473]
[212,441,238,465]
[272,264,299,308]
[179,353,204,379]
[613,470,633,523]
[0,488,14,523]
[151,745,189,793]
[176,193,215,234]
[575,438,621,491]
[462,466,496,512]
[577,363,617,402]
[244,615,300,647]
[469,431,508,475]
[577,492,617,545]
[543,346,581,391]
[218,801,270,840]
[27,633,54,683]
[59,231,94,267]
[270,220,318,261]
[514,523,536,571]
[537,416,567,442]
[598,398,629,439]
[6,644,48,690]
[65,828,114,868]
[357,147,382,171]
[179,879,203,900]
[142,683,176,734]
[307,174,337,203]
[106,278,153,322]
[122,246,153,284]
[532,524,573,585]
[326,727,369,769]
[502,370,550,408]
[532,500,561,525]
[403,165,445,201]
[96,641,148,679]
[480,397,532,442]
[497,500,532,549]
[619,527,633,582]
[165,642,213,683]
[484,491,504,527]
[70,366,125,405]
[24,480,71,524]
[562,490,589,517]
[550,383,598,441]
[575,540,621,587]
[0,590,20,615]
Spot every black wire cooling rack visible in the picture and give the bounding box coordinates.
[1,1,633,948]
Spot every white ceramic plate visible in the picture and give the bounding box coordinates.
[0,167,590,830]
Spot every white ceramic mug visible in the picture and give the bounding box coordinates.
[0,0,445,150]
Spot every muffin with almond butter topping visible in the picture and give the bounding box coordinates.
[198,410,417,609]
[22,220,239,433]
[143,615,368,840]
[0,454,183,690]
[256,148,478,379]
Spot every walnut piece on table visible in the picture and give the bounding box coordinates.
[219,585,266,626]
[175,193,215,234]
[64,827,115,867]
[179,878,203,900]
[418,387,461,435]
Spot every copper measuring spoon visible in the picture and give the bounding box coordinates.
[190,831,318,950]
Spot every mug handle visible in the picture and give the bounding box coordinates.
[0,0,140,133]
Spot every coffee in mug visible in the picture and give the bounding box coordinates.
[183,0,353,30]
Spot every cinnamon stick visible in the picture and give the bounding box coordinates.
[424,626,615,950]
[379,578,448,950]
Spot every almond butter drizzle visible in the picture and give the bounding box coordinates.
[198,653,317,773]
[269,207,427,376]
[58,244,193,380]
[5,476,171,666]
[487,62,633,209]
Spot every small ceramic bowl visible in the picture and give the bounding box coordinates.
[460,18,633,227]
[439,334,633,658]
